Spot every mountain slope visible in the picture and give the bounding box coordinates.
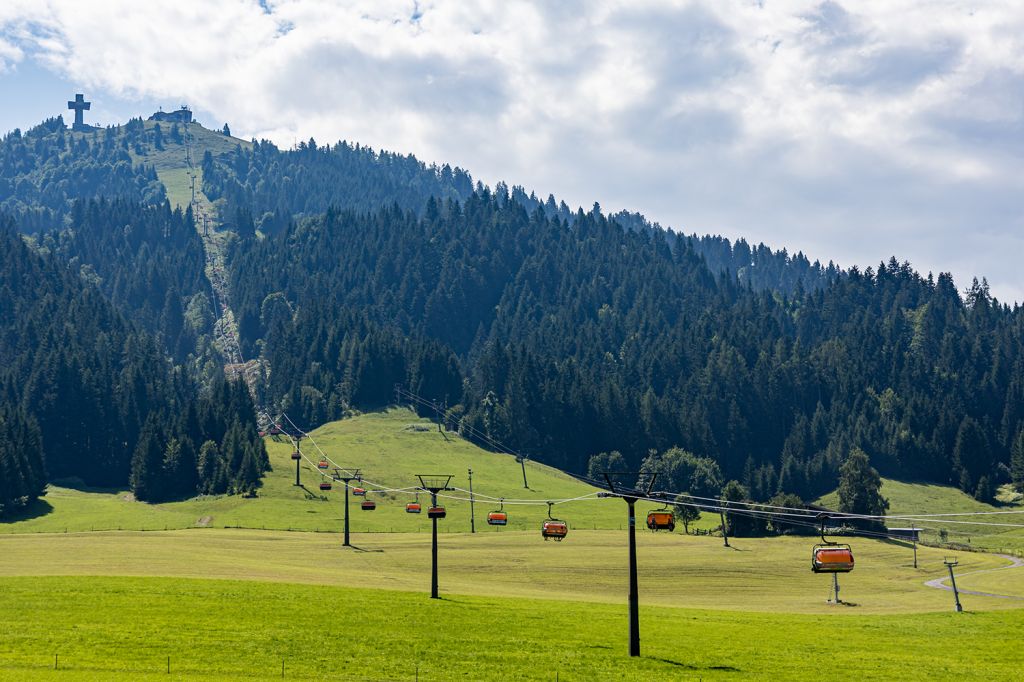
[0,408,670,533]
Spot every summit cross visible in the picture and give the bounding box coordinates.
[67,93,91,129]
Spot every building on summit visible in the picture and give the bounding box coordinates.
[149,105,193,124]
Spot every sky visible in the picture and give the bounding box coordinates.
[1,0,1022,302]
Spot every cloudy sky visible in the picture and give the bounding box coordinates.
[1,1,1022,302]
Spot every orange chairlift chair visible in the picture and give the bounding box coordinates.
[646,499,676,532]
[541,501,568,541]
[487,498,508,526]
[811,514,855,573]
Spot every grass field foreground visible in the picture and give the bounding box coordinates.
[0,576,1020,681]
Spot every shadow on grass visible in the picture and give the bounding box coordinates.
[648,657,740,673]
[1,497,54,524]
[344,545,385,553]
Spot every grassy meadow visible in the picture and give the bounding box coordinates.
[0,528,1018,614]
[1,409,677,535]
[2,409,1022,680]
[0,576,1021,682]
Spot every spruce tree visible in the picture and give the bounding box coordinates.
[1012,428,1024,492]
[197,440,221,494]
[837,449,889,529]
[130,418,166,502]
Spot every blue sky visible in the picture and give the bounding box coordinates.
[1,0,1022,303]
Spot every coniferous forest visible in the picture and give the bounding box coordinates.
[1,116,1022,513]
[227,193,1024,503]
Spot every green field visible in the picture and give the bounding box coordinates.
[1,409,676,535]
[0,529,1017,614]
[2,410,1023,680]
[0,575,1021,682]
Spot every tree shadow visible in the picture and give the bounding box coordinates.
[49,477,122,494]
[1,497,54,524]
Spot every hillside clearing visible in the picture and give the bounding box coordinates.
[1,410,681,535]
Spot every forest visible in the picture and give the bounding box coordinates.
[0,219,266,513]
[2,116,1022,514]
[227,192,1024,504]
[0,116,165,232]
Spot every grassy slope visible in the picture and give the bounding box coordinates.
[0,409,679,535]
[1,576,1021,682]
[817,479,1024,552]
[128,120,249,211]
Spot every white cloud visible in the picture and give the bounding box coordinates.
[2,0,1023,301]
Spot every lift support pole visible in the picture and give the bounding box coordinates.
[334,469,361,547]
[468,468,476,534]
[603,472,657,658]
[945,558,963,612]
[293,435,303,487]
[417,475,454,599]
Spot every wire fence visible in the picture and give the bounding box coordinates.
[0,655,500,681]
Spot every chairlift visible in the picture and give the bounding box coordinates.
[811,515,854,573]
[406,493,422,514]
[487,498,508,526]
[646,501,675,532]
[317,459,329,469]
[361,499,376,511]
[428,505,446,519]
[319,481,332,491]
[352,487,366,496]
[290,450,301,461]
[541,502,568,541]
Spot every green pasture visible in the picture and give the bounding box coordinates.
[1,410,676,536]
[2,408,1023,680]
[954,558,1024,597]
[0,575,1020,681]
[0,528,1018,614]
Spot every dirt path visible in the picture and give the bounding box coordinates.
[924,554,1024,600]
